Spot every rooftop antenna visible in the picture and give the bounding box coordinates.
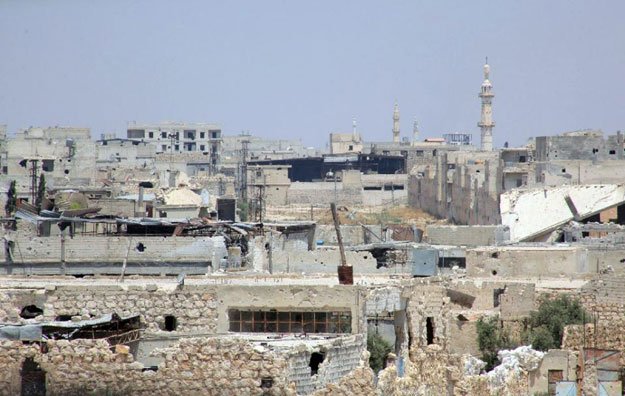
[352,117,357,139]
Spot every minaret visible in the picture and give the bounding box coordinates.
[478,58,495,151]
[412,118,419,146]
[392,102,400,143]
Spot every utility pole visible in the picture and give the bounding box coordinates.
[239,135,250,203]
[331,202,352,285]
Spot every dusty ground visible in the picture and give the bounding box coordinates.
[264,204,447,228]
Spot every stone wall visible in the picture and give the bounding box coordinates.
[0,337,298,396]
[425,225,509,247]
[0,282,367,336]
[404,284,450,351]
[285,335,368,395]
[466,246,594,278]
[46,285,219,332]
[10,235,226,266]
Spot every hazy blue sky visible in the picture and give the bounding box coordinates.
[1,1,624,148]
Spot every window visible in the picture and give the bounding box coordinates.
[200,145,205,151]
[163,315,177,331]
[42,160,54,172]
[609,150,616,155]
[426,317,435,344]
[228,309,351,333]
[20,305,43,319]
[519,155,526,163]
[416,150,424,157]
[162,145,167,151]
[174,145,179,151]
[200,132,205,139]
[348,145,354,151]
[148,132,154,138]
[184,130,196,140]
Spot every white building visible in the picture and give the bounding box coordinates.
[127,122,222,168]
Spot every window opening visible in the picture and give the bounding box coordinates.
[426,317,435,345]
[309,352,325,376]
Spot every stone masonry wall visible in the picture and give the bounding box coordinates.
[0,337,298,396]
[404,284,450,352]
[0,285,219,333]
[285,335,367,395]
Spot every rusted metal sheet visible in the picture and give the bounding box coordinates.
[386,225,415,241]
[338,266,353,285]
[583,349,620,371]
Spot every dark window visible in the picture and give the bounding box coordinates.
[174,145,179,151]
[148,132,154,138]
[309,352,325,376]
[493,288,505,307]
[426,317,435,345]
[261,378,273,389]
[228,309,351,333]
[42,160,54,172]
[161,132,167,138]
[21,358,46,396]
[200,145,205,151]
[519,155,527,163]
[348,145,353,151]
[164,315,177,331]
[200,132,205,139]
[20,305,43,319]
[609,150,616,155]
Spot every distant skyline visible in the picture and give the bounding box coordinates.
[1,1,624,148]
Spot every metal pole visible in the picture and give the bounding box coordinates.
[330,203,347,268]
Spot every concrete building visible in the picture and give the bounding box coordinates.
[5,126,97,191]
[329,132,363,155]
[127,121,222,170]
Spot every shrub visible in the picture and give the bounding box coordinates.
[477,316,512,370]
[367,331,392,373]
[525,295,587,351]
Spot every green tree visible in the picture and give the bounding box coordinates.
[5,180,17,216]
[238,200,249,222]
[477,316,513,370]
[524,295,586,351]
[35,173,46,211]
[367,332,392,373]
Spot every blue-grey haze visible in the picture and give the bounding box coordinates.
[1,0,624,148]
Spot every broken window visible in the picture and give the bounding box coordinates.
[426,317,435,345]
[309,352,325,376]
[42,160,54,172]
[20,305,43,319]
[493,288,506,308]
[135,243,146,252]
[260,377,273,389]
[228,309,351,334]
